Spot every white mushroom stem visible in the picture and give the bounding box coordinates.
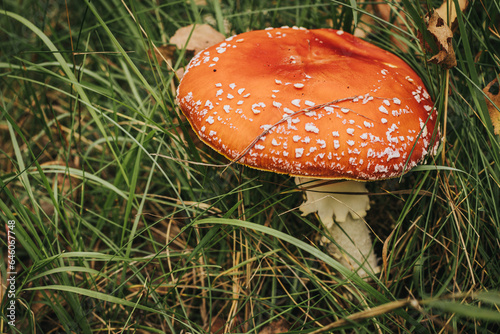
[295,178,380,277]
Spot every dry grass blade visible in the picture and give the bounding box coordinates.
[310,299,415,333]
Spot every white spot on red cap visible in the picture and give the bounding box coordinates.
[295,148,304,158]
[363,95,374,104]
[374,165,388,173]
[384,147,401,161]
[305,110,317,117]
[305,123,319,133]
[205,100,214,109]
[252,102,266,114]
[379,105,389,114]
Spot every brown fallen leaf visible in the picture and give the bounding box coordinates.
[258,319,290,334]
[483,78,500,136]
[203,315,243,333]
[169,24,226,80]
[435,0,469,29]
[147,45,176,66]
[425,10,457,69]
[170,24,225,54]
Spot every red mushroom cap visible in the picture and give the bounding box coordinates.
[177,27,439,180]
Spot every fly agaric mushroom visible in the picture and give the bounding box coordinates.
[177,27,439,276]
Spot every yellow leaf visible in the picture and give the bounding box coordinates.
[483,78,500,136]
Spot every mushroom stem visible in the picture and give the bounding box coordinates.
[295,178,380,276]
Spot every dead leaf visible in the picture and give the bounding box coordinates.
[175,67,185,81]
[147,45,176,66]
[483,78,500,136]
[422,0,469,69]
[425,10,457,69]
[204,317,225,333]
[435,0,469,29]
[258,319,290,334]
[170,24,225,54]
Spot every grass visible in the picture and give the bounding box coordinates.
[0,0,499,333]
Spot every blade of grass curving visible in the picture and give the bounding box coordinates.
[23,165,129,202]
[0,194,42,262]
[25,285,160,315]
[424,300,500,322]
[0,10,131,187]
[453,1,499,147]
[27,266,111,282]
[194,217,386,300]
[349,0,358,27]
[476,291,500,306]
[82,0,160,104]
[25,284,203,333]
[6,115,40,219]
[2,109,90,324]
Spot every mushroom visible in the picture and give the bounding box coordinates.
[177,27,439,276]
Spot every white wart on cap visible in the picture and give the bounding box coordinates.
[177,27,439,180]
